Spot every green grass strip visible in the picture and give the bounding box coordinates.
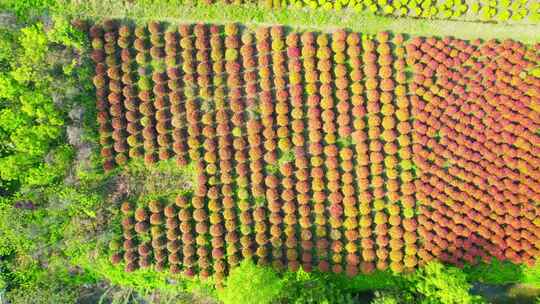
[58,1,540,43]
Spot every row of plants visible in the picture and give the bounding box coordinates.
[407,36,540,268]
[187,0,540,23]
[250,26,279,270]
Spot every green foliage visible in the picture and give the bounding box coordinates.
[46,15,87,50]
[365,262,498,304]
[0,17,88,194]
[1,256,82,304]
[0,29,59,186]
[278,150,295,165]
[371,290,404,304]
[24,146,74,187]
[18,23,49,67]
[56,0,539,43]
[169,0,537,23]
[409,262,485,304]
[72,252,188,295]
[232,126,243,137]
[138,77,153,91]
[150,59,167,72]
[530,67,540,78]
[218,259,283,304]
[0,0,56,20]
[462,259,540,287]
[522,263,540,287]
[0,31,15,68]
[463,260,524,284]
[0,181,100,262]
[281,268,361,303]
[0,199,32,256]
[0,193,95,302]
[329,269,406,292]
[336,136,353,148]
[265,163,279,174]
[0,14,99,304]
[123,157,197,198]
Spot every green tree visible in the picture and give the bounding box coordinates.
[0,19,81,192]
[409,262,484,304]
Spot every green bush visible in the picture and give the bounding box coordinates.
[0,0,56,20]
[409,262,485,304]
[218,259,284,304]
[46,15,87,50]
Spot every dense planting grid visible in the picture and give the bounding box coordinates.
[407,37,540,266]
[90,21,540,280]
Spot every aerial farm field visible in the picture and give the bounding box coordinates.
[0,0,539,303]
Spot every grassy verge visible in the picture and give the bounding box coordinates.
[58,1,540,42]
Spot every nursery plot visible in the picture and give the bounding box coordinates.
[90,20,540,280]
[406,37,540,267]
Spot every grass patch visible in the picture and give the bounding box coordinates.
[121,158,197,200]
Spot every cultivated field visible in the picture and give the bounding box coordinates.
[1,0,539,302]
[89,20,540,281]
